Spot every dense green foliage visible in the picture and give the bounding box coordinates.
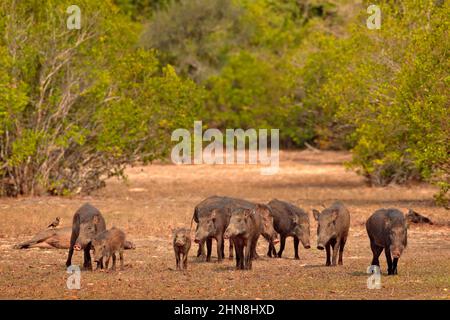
[0,0,202,195]
[1,0,448,205]
[142,0,449,206]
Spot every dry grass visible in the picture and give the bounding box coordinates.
[0,150,449,299]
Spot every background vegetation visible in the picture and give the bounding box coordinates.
[0,0,448,206]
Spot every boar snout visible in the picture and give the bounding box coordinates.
[175,240,185,246]
[74,243,82,251]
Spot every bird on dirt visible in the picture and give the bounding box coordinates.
[47,217,61,229]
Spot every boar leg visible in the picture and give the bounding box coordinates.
[385,248,394,275]
[234,242,240,269]
[105,254,111,270]
[325,243,331,266]
[267,243,273,257]
[250,236,259,260]
[220,238,225,261]
[338,238,347,265]
[206,238,212,262]
[293,237,300,260]
[175,251,181,270]
[331,238,340,266]
[229,240,234,260]
[392,257,398,275]
[183,253,188,270]
[83,243,93,271]
[370,242,383,267]
[267,242,277,258]
[66,232,77,267]
[216,236,224,262]
[196,242,203,257]
[238,244,245,270]
[244,242,252,270]
[119,250,124,270]
[197,241,206,261]
[234,239,244,270]
[277,235,286,258]
[111,253,117,271]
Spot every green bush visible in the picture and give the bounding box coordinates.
[0,0,203,196]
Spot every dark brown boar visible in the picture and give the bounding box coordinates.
[267,199,310,259]
[313,201,350,266]
[366,208,407,275]
[66,203,107,270]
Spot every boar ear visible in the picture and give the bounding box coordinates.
[312,209,320,221]
[210,210,216,220]
[93,215,99,225]
[292,215,299,225]
[244,209,252,218]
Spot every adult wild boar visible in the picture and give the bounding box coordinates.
[66,203,106,270]
[15,227,136,250]
[366,208,407,275]
[267,199,310,259]
[224,207,262,270]
[14,227,72,249]
[313,201,350,266]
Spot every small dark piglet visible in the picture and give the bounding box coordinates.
[92,227,126,271]
[173,228,191,270]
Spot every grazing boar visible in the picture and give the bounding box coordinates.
[66,203,107,270]
[267,199,310,259]
[366,208,408,275]
[173,228,191,270]
[313,201,350,266]
[224,207,261,270]
[406,209,433,225]
[92,227,126,271]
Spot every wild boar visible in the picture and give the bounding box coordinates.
[366,208,407,275]
[66,203,106,270]
[92,227,126,271]
[224,207,262,270]
[173,228,191,270]
[313,201,350,266]
[267,199,310,259]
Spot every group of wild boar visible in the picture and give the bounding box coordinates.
[174,195,407,275]
[60,195,408,276]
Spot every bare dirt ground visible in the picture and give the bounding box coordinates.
[0,151,449,299]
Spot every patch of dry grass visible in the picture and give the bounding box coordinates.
[0,151,449,299]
